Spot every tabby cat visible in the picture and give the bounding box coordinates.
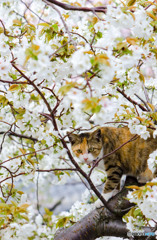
[68,127,157,203]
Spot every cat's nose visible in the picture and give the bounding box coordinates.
[84,157,88,161]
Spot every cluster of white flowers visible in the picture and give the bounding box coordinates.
[129,123,150,140]
[148,150,157,174]
[126,179,157,230]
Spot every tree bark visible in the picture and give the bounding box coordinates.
[54,177,156,240]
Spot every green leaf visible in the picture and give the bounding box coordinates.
[9,84,20,91]
[14,107,26,120]
[9,73,18,80]
[0,95,8,107]
[138,71,145,83]
[21,215,29,221]
[13,19,22,26]
[116,42,128,51]
[11,201,18,207]
[93,53,110,66]
[38,23,50,27]
[56,216,70,228]
[17,190,24,195]
[134,208,142,217]
[0,218,4,227]
[25,48,38,61]
[52,24,58,32]
[96,31,102,39]
[44,208,53,216]
[127,0,136,6]
[24,44,40,65]
[94,105,102,113]
[26,157,35,166]
[0,203,10,209]
[58,82,79,95]
[82,97,102,114]
[30,93,40,102]
[39,23,59,42]
[0,198,5,203]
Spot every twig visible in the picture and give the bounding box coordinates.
[0,171,33,184]
[0,214,13,230]
[49,40,71,59]
[104,121,128,125]
[145,0,156,10]
[0,126,12,153]
[141,81,151,106]
[134,94,151,111]
[70,31,89,43]
[37,168,77,172]
[0,144,55,166]
[0,166,14,202]
[20,0,50,24]
[50,198,64,211]
[0,19,26,38]
[35,153,44,220]
[0,79,31,85]
[88,134,138,177]
[117,87,148,112]
[49,3,76,47]
[0,131,38,142]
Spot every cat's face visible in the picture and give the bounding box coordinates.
[68,129,102,164]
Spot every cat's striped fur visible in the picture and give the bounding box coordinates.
[69,127,157,202]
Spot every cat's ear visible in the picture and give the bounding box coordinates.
[68,133,78,145]
[92,129,101,142]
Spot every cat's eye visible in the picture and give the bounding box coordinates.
[76,149,82,154]
[88,147,94,153]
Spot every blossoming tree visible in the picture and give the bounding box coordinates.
[0,0,157,239]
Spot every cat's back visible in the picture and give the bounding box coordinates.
[100,126,157,162]
[100,126,133,146]
[100,126,157,175]
[100,126,156,147]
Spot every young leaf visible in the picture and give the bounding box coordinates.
[58,82,79,95]
[9,84,20,91]
[127,0,136,6]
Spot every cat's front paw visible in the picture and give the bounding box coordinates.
[94,190,119,208]
[94,192,112,208]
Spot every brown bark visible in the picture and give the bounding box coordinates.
[43,0,107,14]
[54,177,156,240]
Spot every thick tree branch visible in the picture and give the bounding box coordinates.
[43,0,107,13]
[54,177,156,240]
[55,208,127,240]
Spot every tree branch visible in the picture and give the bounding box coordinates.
[88,134,138,177]
[54,177,156,240]
[43,0,107,13]
[37,168,77,172]
[0,19,26,38]
[0,79,31,85]
[0,131,38,142]
[117,87,148,112]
